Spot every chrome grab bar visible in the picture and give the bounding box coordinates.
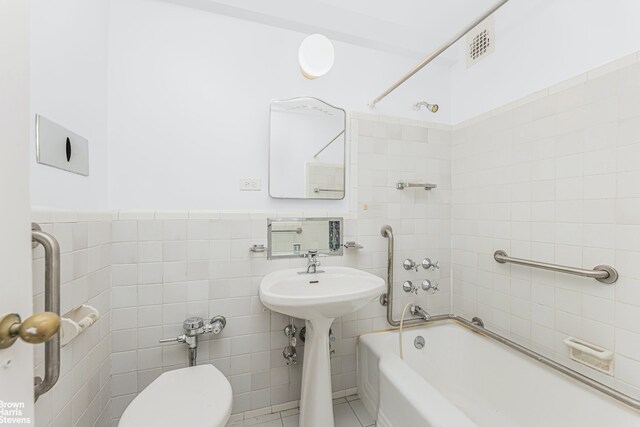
[494,250,619,284]
[31,223,61,401]
[396,182,437,190]
[272,228,303,234]
[313,188,342,193]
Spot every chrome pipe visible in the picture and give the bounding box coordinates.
[494,250,619,284]
[369,0,510,107]
[32,224,61,401]
[188,345,197,367]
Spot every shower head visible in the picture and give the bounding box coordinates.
[413,102,439,113]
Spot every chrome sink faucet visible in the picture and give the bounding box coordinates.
[410,305,431,321]
[305,250,321,274]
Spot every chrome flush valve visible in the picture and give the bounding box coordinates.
[159,315,227,367]
[208,315,226,334]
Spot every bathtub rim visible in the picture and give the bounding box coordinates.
[359,315,640,413]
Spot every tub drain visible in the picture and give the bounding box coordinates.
[414,336,425,349]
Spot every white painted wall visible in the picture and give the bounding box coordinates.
[30,0,110,209]
[107,0,451,210]
[450,0,640,123]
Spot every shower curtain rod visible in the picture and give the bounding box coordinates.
[369,0,510,108]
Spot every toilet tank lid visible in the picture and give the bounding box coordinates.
[119,364,232,427]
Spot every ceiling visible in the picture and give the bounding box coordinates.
[159,0,500,62]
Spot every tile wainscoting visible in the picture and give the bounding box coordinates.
[30,113,452,426]
[107,114,452,423]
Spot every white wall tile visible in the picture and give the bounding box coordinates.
[452,59,640,400]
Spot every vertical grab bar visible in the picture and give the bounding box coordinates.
[31,223,61,401]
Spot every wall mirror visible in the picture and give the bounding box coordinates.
[267,217,343,259]
[269,97,346,200]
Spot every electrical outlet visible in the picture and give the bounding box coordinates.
[239,178,262,191]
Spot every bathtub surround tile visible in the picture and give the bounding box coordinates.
[452,57,640,400]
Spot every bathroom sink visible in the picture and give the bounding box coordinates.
[259,266,385,320]
[259,266,385,427]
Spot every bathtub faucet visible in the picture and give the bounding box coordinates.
[410,305,431,321]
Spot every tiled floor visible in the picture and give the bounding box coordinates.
[228,396,375,427]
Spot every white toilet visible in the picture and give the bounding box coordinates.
[119,365,232,427]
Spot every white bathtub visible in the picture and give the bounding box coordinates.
[358,321,640,427]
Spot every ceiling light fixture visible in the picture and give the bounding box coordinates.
[298,34,335,80]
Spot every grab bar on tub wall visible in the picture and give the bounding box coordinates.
[494,250,618,284]
[31,223,61,401]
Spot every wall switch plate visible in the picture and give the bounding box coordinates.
[239,178,261,191]
[36,114,89,176]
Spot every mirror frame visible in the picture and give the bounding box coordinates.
[268,97,347,200]
[267,217,344,260]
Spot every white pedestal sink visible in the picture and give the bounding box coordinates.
[259,267,385,427]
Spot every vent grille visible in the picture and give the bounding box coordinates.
[466,16,495,68]
[470,29,490,60]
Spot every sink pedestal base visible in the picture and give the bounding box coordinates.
[299,317,334,427]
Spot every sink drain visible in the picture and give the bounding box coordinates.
[414,336,425,349]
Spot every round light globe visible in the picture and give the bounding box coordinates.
[298,34,335,80]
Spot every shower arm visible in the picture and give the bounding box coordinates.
[369,0,510,107]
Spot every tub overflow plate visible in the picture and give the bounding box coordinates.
[414,336,425,349]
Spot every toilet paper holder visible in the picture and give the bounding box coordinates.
[60,304,99,347]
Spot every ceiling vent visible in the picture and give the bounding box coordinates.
[466,15,495,68]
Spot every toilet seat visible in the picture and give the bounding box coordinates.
[119,365,232,427]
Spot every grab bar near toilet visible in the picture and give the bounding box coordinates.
[31,223,61,401]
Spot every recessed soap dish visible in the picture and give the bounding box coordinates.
[564,337,614,376]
